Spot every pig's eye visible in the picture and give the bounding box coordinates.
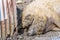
[25,14,32,20]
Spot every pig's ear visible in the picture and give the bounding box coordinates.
[22,14,34,28]
[42,23,56,34]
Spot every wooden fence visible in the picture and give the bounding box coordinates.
[0,0,17,39]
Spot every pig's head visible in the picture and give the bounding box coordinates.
[27,16,48,36]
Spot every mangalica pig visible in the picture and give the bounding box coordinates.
[22,0,60,35]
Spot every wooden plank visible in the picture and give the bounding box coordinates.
[3,0,10,37]
[2,0,6,39]
[0,0,17,39]
[8,0,14,36]
[0,22,1,38]
[12,0,17,35]
[0,0,6,39]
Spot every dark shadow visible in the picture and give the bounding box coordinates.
[16,7,24,35]
[17,7,22,26]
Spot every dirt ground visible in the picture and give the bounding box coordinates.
[7,31,60,40]
[15,0,60,40]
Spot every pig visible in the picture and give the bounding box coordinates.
[22,0,60,35]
